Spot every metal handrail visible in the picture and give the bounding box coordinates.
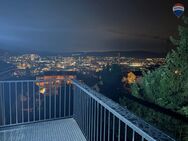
[0,79,175,141]
[72,79,175,141]
[0,79,73,127]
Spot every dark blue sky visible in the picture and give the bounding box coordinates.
[0,0,187,53]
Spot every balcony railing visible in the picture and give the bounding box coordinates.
[0,79,175,141]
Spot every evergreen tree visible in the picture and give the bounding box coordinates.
[99,64,124,101]
[131,17,188,117]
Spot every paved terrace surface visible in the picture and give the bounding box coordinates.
[0,118,86,141]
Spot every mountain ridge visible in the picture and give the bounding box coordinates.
[0,48,166,58]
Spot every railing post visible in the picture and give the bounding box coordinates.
[44,82,46,120]
[64,81,66,117]
[103,108,106,141]
[100,105,102,141]
[54,80,57,118]
[21,82,24,123]
[96,102,99,141]
[69,84,71,117]
[124,124,127,141]
[59,81,62,117]
[88,97,91,140]
[33,82,35,121]
[113,115,115,141]
[50,81,52,119]
[118,119,121,141]
[91,98,94,141]
[108,110,110,141]
[9,82,12,124]
[27,82,29,122]
[0,83,3,125]
[15,82,18,124]
[39,82,41,121]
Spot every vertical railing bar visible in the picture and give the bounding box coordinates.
[54,80,56,118]
[44,82,46,120]
[59,81,62,117]
[103,108,106,141]
[100,105,102,141]
[96,102,99,141]
[108,111,110,141]
[75,86,78,119]
[2,83,5,125]
[0,83,2,125]
[86,94,88,138]
[73,85,76,118]
[64,81,66,117]
[124,124,127,141]
[91,98,94,141]
[27,82,29,122]
[15,82,18,124]
[77,87,79,120]
[83,92,87,135]
[76,85,78,118]
[81,90,83,131]
[141,137,144,141]
[77,87,79,121]
[113,115,115,141]
[9,82,12,124]
[88,97,91,141]
[0,83,3,125]
[83,91,85,133]
[84,92,86,135]
[39,82,41,121]
[83,92,85,135]
[118,119,121,141]
[74,86,76,117]
[76,86,78,119]
[84,93,87,138]
[132,131,135,141]
[75,86,77,118]
[49,80,52,119]
[84,94,86,139]
[80,89,82,129]
[79,89,82,129]
[21,82,24,123]
[85,93,87,136]
[79,89,81,128]
[82,91,84,136]
[88,96,90,140]
[94,100,96,141]
[87,95,89,140]
[82,90,84,131]
[72,85,74,117]
[33,82,35,121]
[69,84,71,116]
[81,89,82,130]
[77,88,79,125]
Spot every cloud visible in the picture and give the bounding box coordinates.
[106,29,167,42]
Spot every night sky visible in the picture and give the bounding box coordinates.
[0,0,187,53]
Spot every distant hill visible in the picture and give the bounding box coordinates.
[38,50,166,58]
[0,48,17,56]
[78,51,166,58]
[0,49,10,56]
[0,61,13,70]
[0,47,167,58]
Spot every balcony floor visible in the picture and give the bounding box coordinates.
[0,118,86,141]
